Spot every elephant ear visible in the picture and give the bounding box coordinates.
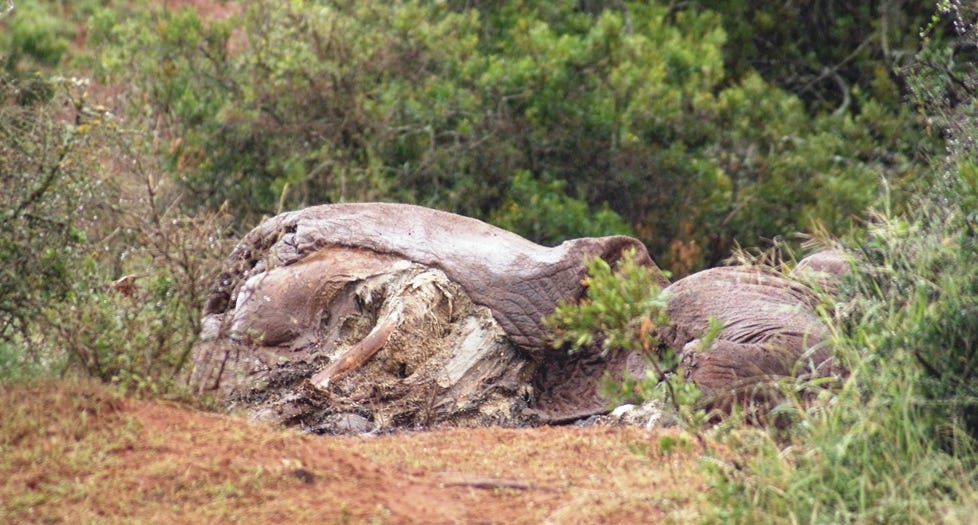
[558,235,663,275]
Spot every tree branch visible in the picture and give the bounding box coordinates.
[437,473,556,492]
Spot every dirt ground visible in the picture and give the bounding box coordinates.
[0,380,713,524]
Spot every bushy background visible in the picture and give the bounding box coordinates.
[3,0,978,520]
[84,0,938,274]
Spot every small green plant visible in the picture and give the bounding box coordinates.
[547,248,669,356]
[546,248,706,432]
[657,433,692,456]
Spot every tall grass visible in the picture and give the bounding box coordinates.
[706,199,978,522]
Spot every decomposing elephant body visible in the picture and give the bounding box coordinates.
[661,265,836,414]
[190,203,663,431]
[189,203,845,433]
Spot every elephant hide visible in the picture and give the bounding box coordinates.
[658,250,848,414]
[190,203,668,432]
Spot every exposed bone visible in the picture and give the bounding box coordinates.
[310,309,400,389]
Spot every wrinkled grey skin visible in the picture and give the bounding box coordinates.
[657,250,848,412]
[190,202,847,431]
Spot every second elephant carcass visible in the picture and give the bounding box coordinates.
[657,250,848,419]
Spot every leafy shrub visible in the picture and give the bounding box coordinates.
[0,70,230,393]
[89,0,929,274]
[489,170,632,245]
[546,249,705,429]
[46,132,232,394]
[0,73,95,359]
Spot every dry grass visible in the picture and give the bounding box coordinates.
[0,380,715,524]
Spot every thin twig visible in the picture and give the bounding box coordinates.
[829,70,851,118]
[437,473,557,492]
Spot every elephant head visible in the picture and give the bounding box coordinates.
[190,203,667,432]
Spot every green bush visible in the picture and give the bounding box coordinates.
[89,0,929,274]
[1,0,71,72]
[0,73,94,354]
[0,70,230,393]
[46,141,232,394]
[53,267,218,394]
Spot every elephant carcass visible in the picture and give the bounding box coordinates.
[189,203,667,432]
[660,250,849,414]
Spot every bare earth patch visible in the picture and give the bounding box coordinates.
[1,380,712,524]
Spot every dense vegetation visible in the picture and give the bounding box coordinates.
[3,0,978,521]
[84,0,939,273]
